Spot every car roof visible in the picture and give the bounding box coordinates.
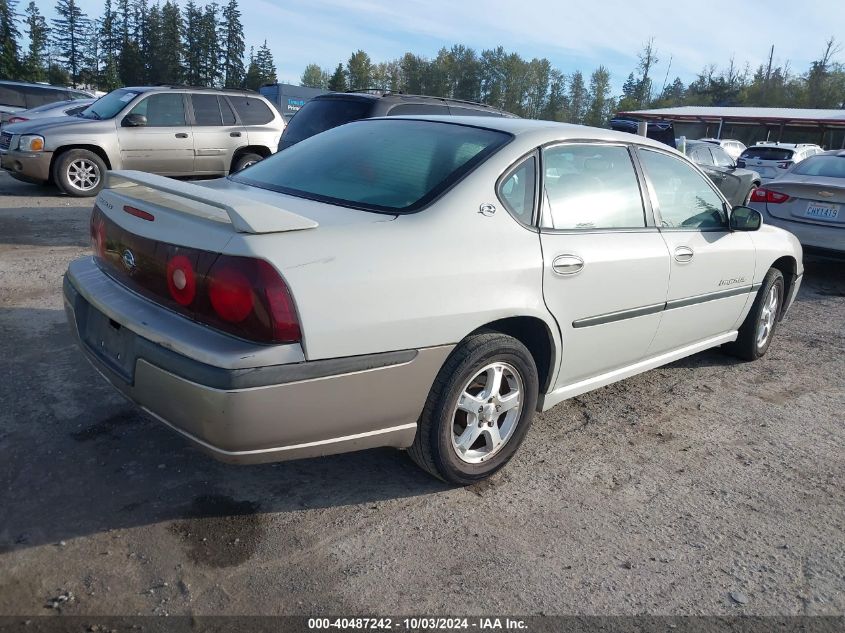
[752,142,820,148]
[373,115,677,151]
[313,91,514,115]
[122,85,262,96]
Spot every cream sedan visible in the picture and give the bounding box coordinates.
[64,116,803,484]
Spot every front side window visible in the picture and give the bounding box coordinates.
[542,144,646,230]
[498,156,536,224]
[129,93,186,127]
[639,148,727,229]
[234,119,511,213]
[711,146,734,167]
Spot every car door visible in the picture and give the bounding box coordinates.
[637,147,756,356]
[189,94,246,175]
[535,142,671,387]
[710,145,744,204]
[116,92,194,175]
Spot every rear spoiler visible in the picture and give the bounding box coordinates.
[105,170,318,234]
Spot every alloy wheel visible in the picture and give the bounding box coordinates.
[67,159,101,192]
[756,284,780,349]
[450,362,524,464]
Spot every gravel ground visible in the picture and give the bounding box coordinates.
[0,172,843,617]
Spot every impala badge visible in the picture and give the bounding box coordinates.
[818,191,834,198]
[121,249,137,272]
[479,203,496,216]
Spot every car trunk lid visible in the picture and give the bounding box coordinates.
[764,176,845,227]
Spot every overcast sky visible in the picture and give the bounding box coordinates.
[68,0,845,92]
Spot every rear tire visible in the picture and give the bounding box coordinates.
[232,152,263,172]
[724,268,784,361]
[53,149,106,197]
[408,331,538,485]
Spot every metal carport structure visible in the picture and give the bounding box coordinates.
[617,106,845,149]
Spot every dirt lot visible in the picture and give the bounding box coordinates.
[1,171,843,618]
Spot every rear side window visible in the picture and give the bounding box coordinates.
[542,144,646,230]
[792,155,845,178]
[741,147,795,161]
[386,103,449,115]
[228,96,274,125]
[234,119,511,213]
[23,86,62,108]
[639,148,727,229]
[191,94,224,126]
[0,86,26,108]
[498,156,536,223]
[280,98,374,149]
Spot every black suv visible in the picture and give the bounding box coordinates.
[279,91,516,150]
[0,80,93,124]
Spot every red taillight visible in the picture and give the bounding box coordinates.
[205,255,301,343]
[777,161,792,169]
[750,188,789,204]
[89,206,106,257]
[166,255,197,306]
[209,263,254,322]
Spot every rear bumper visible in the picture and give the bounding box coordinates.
[64,257,451,464]
[0,149,52,183]
[762,211,845,254]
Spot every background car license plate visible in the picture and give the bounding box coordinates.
[805,202,839,220]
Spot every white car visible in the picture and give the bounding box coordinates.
[1,98,96,128]
[699,137,747,161]
[738,142,824,182]
[63,117,804,484]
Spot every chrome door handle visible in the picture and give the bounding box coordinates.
[552,254,584,276]
[674,246,694,263]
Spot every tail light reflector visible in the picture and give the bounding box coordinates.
[166,255,197,306]
[777,161,792,169]
[750,188,789,204]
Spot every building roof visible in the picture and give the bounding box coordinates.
[617,106,845,128]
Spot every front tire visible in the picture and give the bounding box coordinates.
[53,149,106,197]
[725,268,784,361]
[409,332,538,485]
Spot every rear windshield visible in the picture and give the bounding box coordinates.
[234,119,511,213]
[280,98,374,149]
[740,147,794,161]
[791,155,845,179]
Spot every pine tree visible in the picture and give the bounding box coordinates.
[52,0,89,87]
[21,1,47,82]
[156,0,182,84]
[254,40,275,85]
[327,62,346,91]
[98,0,120,90]
[182,0,202,85]
[0,0,19,79]
[117,0,143,85]
[243,45,260,89]
[79,18,100,88]
[220,0,244,88]
[198,2,220,86]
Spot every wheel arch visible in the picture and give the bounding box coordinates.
[50,144,112,181]
[769,255,797,320]
[472,315,558,398]
[231,145,272,171]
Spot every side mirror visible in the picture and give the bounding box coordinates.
[730,206,762,231]
[121,113,147,128]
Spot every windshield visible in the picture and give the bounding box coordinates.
[235,119,512,213]
[792,155,845,179]
[79,89,141,120]
[280,98,374,149]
